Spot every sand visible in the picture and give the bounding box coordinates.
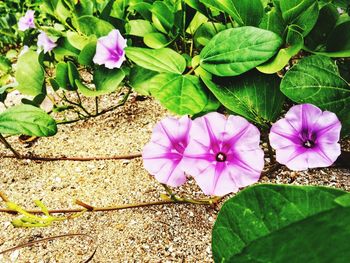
[0,94,349,262]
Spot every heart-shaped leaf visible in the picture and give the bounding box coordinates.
[15,50,44,96]
[148,73,211,115]
[0,104,57,136]
[202,70,285,125]
[77,15,115,37]
[199,0,264,26]
[125,47,187,74]
[199,27,282,76]
[212,184,348,262]
[227,206,350,263]
[280,55,350,134]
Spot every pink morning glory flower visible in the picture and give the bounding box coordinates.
[142,116,191,187]
[18,10,35,31]
[93,29,127,69]
[37,31,57,53]
[181,112,264,196]
[269,104,341,171]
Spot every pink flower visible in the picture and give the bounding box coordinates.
[269,104,341,171]
[181,112,264,196]
[142,116,191,187]
[18,10,35,31]
[37,31,57,53]
[93,29,127,69]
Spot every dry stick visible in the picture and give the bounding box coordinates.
[0,199,217,215]
[0,233,97,263]
[0,163,281,215]
[0,153,142,162]
[0,133,21,158]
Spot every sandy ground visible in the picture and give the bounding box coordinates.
[0,94,349,262]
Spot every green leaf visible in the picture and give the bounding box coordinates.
[186,11,208,35]
[280,55,350,134]
[67,61,79,90]
[151,1,174,33]
[78,40,97,66]
[257,25,303,74]
[227,206,350,263]
[126,20,156,37]
[304,3,339,50]
[202,70,285,125]
[77,15,115,37]
[55,62,69,90]
[0,55,11,75]
[53,37,80,60]
[200,27,283,77]
[212,184,347,262]
[326,21,350,54]
[194,22,227,47]
[125,47,187,74]
[199,0,264,26]
[143,33,170,49]
[279,0,319,36]
[0,104,57,136]
[259,7,286,36]
[15,50,44,96]
[148,73,211,115]
[129,66,158,96]
[92,67,125,96]
[66,31,95,50]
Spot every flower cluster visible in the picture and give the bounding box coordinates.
[18,10,127,67]
[143,104,341,196]
[143,112,264,196]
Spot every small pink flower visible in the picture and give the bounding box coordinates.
[18,10,35,31]
[37,31,57,53]
[93,29,127,69]
[181,112,264,196]
[142,116,191,187]
[269,104,341,171]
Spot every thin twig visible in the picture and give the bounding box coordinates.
[0,153,142,162]
[0,133,21,158]
[0,198,220,215]
[0,233,97,263]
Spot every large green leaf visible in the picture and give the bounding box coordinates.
[212,184,348,262]
[304,3,339,50]
[125,20,156,37]
[326,21,350,55]
[257,25,303,74]
[199,0,264,26]
[280,55,350,134]
[202,70,285,125]
[78,40,97,66]
[227,206,350,263]
[199,27,282,77]
[77,16,115,37]
[92,67,125,96]
[151,1,174,33]
[259,7,285,36]
[0,104,57,136]
[15,50,44,96]
[279,0,319,36]
[129,66,158,95]
[148,73,210,115]
[125,47,187,74]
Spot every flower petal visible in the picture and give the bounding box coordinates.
[314,111,342,143]
[285,103,322,132]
